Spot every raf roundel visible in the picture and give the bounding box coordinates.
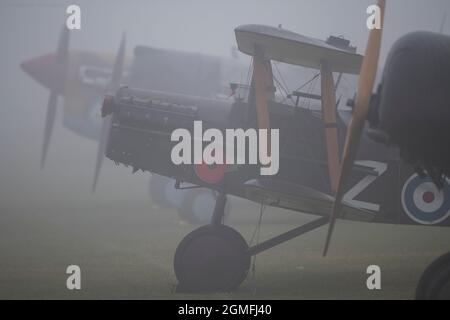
[194,163,226,185]
[401,174,450,225]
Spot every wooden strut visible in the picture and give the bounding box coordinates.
[252,46,273,131]
[251,45,274,164]
[320,60,341,194]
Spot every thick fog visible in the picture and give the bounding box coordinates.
[1,0,449,210]
[0,0,449,299]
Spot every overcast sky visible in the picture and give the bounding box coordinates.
[2,0,450,61]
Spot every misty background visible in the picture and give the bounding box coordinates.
[0,0,449,299]
[1,0,449,210]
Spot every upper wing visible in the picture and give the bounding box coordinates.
[235,24,363,74]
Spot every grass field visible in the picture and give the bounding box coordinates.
[1,196,449,300]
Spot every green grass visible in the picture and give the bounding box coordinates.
[0,200,449,299]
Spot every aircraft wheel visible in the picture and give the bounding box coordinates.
[178,190,230,225]
[416,251,450,300]
[174,225,250,293]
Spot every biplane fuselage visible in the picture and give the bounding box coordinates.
[103,25,450,229]
[103,84,449,228]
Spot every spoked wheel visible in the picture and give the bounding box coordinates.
[174,225,250,293]
[416,251,450,300]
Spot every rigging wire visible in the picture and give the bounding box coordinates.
[273,62,291,94]
[248,201,266,246]
[283,71,321,105]
[273,62,296,104]
[245,57,254,88]
[308,75,319,110]
[271,63,294,104]
[293,72,321,93]
[274,76,295,104]
[248,200,266,293]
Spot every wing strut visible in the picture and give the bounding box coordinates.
[320,60,341,194]
[251,45,274,172]
[252,45,272,131]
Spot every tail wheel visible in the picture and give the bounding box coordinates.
[174,225,250,293]
[416,251,450,300]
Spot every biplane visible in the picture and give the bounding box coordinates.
[20,28,245,223]
[97,1,449,298]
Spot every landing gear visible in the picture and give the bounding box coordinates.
[174,225,250,293]
[178,190,231,225]
[149,175,230,225]
[174,193,250,292]
[173,193,329,293]
[416,251,450,300]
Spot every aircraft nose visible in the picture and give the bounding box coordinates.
[20,53,63,93]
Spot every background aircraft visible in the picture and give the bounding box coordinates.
[20,28,247,224]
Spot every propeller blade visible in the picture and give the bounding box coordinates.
[56,26,70,65]
[108,33,126,93]
[41,26,70,169]
[92,33,126,192]
[92,114,112,192]
[323,0,385,256]
[41,92,58,169]
[439,12,447,33]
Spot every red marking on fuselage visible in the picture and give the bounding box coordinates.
[423,191,435,204]
[194,163,226,185]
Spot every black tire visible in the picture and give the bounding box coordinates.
[174,225,250,293]
[178,189,230,225]
[416,251,450,300]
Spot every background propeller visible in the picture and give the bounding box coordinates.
[323,0,386,256]
[92,33,126,192]
[41,26,69,169]
[439,12,447,33]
